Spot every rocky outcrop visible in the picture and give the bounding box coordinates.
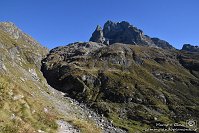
[0,22,48,68]
[89,25,106,44]
[90,21,174,50]
[103,21,154,45]
[42,41,199,132]
[177,51,199,78]
[151,37,174,50]
[182,44,199,52]
[178,44,199,78]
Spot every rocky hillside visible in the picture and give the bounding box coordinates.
[182,44,199,52]
[42,21,199,132]
[0,22,125,133]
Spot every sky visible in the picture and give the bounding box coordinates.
[0,0,198,49]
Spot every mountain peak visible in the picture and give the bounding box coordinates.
[0,21,15,26]
[0,21,22,39]
[90,20,174,50]
[0,22,44,48]
[96,25,102,30]
[89,25,106,44]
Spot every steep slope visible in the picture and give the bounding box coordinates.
[0,22,58,132]
[42,21,199,133]
[179,44,199,79]
[0,22,125,133]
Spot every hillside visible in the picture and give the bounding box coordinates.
[0,22,124,133]
[42,21,199,132]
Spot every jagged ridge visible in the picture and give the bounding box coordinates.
[90,20,174,50]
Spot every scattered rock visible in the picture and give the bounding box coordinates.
[37,129,45,133]
[44,108,48,113]
[57,120,80,133]
[13,94,24,100]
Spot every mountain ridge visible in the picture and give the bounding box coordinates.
[89,20,175,50]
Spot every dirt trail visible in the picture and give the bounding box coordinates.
[57,120,80,133]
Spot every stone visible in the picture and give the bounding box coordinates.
[37,130,45,133]
[44,108,48,113]
[89,25,106,44]
[103,20,154,45]
[13,94,24,100]
[151,37,174,50]
[89,21,175,50]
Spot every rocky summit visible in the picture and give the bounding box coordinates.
[42,21,199,132]
[89,20,174,50]
[0,20,199,133]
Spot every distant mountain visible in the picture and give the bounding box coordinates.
[42,21,199,133]
[90,20,175,50]
[181,44,199,52]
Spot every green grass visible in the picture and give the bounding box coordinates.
[108,113,149,133]
[0,75,58,133]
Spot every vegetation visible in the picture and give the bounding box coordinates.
[42,43,199,132]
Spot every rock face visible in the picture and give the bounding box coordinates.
[179,44,199,78]
[151,37,174,50]
[42,41,199,132]
[0,22,48,68]
[103,21,154,45]
[90,21,175,50]
[89,25,106,44]
[182,44,199,52]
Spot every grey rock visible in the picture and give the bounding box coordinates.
[151,37,174,50]
[89,25,106,44]
[89,20,176,50]
[103,20,154,45]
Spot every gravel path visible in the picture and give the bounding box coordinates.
[40,84,127,133]
[57,120,80,133]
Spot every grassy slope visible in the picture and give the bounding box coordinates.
[0,30,101,133]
